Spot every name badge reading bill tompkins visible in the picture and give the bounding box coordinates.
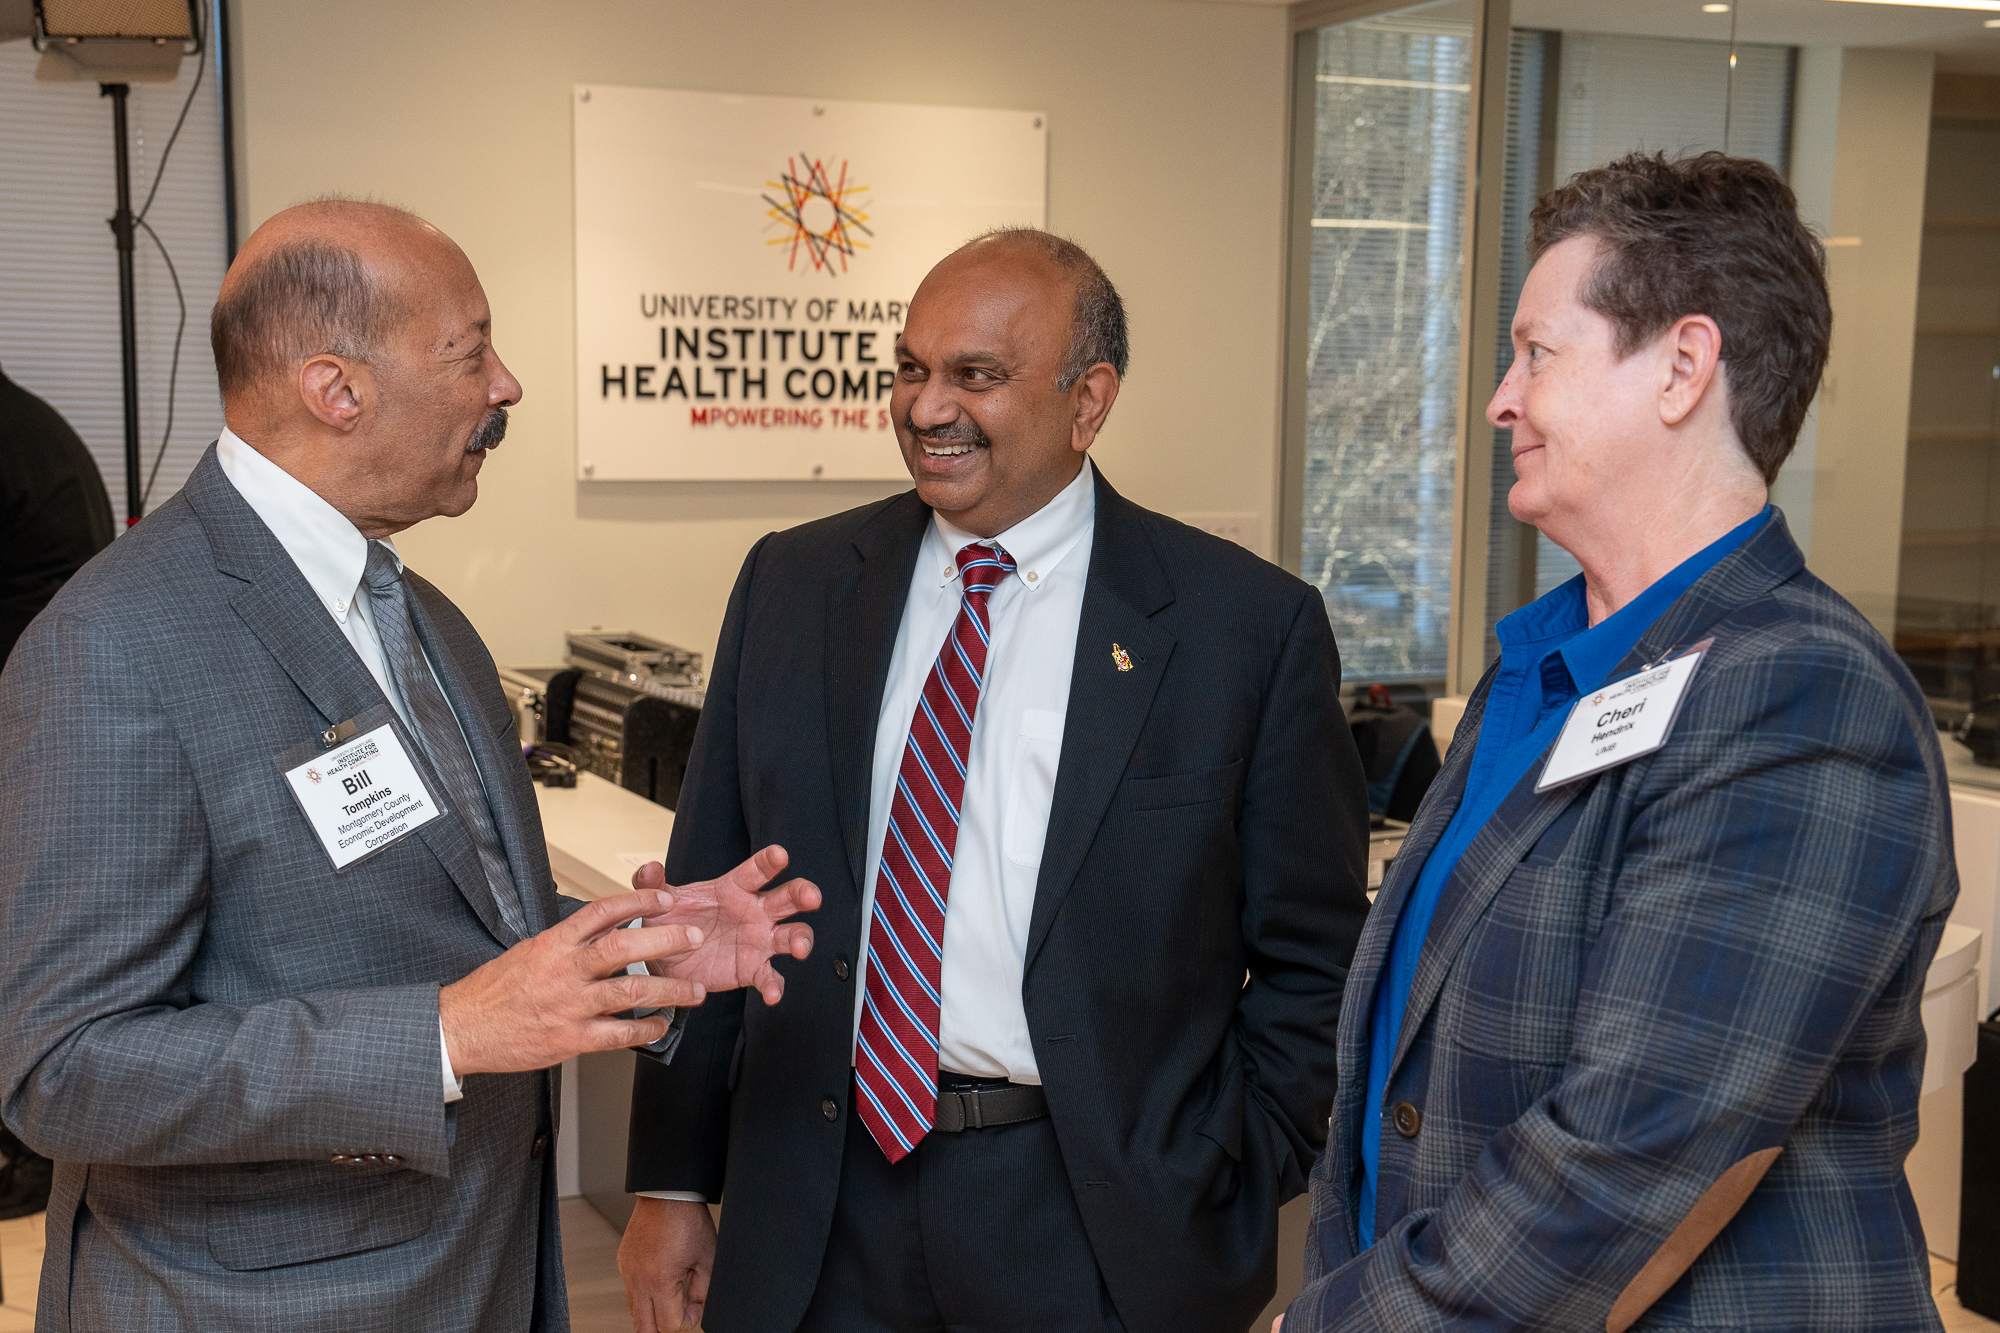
[280,719,443,870]
[1536,645,1709,792]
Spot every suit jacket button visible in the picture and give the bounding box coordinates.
[821,1098,839,1121]
[833,956,851,981]
[531,1132,550,1159]
[331,1153,355,1165]
[1392,1102,1422,1138]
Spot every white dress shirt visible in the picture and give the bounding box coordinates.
[637,461,1098,1201]
[851,457,1097,1084]
[216,428,467,1104]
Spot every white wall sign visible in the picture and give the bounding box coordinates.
[573,85,1047,481]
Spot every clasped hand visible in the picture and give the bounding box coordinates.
[441,845,818,1075]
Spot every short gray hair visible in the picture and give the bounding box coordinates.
[970,227,1129,391]
[209,199,418,398]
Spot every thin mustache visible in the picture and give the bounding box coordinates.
[467,408,509,453]
[906,416,988,447]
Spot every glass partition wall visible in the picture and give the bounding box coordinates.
[1288,0,2000,706]
[1897,75,2000,788]
[1297,4,1474,686]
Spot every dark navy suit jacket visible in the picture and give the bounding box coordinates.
[627,466,1372,1333]
[1288,511,1953,1333]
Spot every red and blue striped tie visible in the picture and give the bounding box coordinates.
[856,541,1016,1162]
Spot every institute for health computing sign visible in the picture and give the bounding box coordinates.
[573,85,1047,481]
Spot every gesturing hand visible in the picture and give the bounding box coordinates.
[440,889,706,1076]
[628,845,819,1006]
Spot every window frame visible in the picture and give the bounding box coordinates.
[1282,0,1515,697]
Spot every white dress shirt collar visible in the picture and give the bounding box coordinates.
[215,426,401,623]
[927,456,1096,593]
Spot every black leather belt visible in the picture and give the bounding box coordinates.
[933,1075,1048,1133]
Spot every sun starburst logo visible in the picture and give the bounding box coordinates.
[762,153,873,275]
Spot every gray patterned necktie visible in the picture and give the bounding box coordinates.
[362,542,528,939]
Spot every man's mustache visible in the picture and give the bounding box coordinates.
[905,413,989,448]
[467,408,509,454]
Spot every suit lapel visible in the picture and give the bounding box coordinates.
[185,447,515,948]
[824,493,930,898]
[1381,509,1813,1079]
[1334,669,1489,1061]
[1389,767,1593,1074]
[1024,473,1176,972]
[1329,659,1496,1243]
[407,573,543,941]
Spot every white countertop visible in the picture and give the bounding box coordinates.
[533,771,676,901]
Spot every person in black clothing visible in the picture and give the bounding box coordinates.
[0,360,112,1218]
[1,362,116,665]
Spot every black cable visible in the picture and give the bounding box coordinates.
[137,1,206,225]
[137,215,185,509]
[133,0,209,506]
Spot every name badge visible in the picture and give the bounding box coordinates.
[1536,642,1709,792]
[277,706,444,870]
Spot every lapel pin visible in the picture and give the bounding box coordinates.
[1111,643,1134,672]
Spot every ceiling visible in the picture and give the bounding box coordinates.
[1514,0,2000,72]
[1163,0,2000,73]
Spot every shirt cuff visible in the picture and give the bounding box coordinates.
[440,1017,464,1104]
[636,1191,708,1203]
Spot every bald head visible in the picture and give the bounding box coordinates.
[210,200,457,403]
[206,200,520,539]
[938,228,1129,390]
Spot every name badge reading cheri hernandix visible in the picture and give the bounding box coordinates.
[281,721,443,870]
[1536,648,1707,792]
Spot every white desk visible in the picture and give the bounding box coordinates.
[534,772,676,901]
[532,772,675,1208]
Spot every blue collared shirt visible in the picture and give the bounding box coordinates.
[1358,506,1771,1246]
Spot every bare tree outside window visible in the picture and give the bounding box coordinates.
[1300,11,1472,685]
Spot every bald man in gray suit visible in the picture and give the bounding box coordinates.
[0,201,818,1333]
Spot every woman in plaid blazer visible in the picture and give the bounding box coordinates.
[1285,153,1952,1333]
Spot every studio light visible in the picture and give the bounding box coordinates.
[31,0,196,82]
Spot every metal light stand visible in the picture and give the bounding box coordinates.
[100,80,143,525]
[28,0,205,525]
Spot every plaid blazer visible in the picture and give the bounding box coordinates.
[1285,512,1953,1333]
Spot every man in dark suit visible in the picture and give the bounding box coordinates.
[617,229,1371,1333]
[1282,153,1954,1332]
[0,200,816,1332]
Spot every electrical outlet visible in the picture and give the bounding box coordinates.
[1175,511,1267,556]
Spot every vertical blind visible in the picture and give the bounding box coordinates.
[0,18,228,520]
[1301,5,1475,685]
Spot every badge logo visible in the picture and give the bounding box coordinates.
[1111,643,1134,672]
[305,768,323,784]
[762,154,873,274]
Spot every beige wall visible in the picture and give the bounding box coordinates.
[1784,46,1934,638]
[233,0,1292,669]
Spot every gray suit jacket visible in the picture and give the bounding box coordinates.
[0,446,570,1332]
